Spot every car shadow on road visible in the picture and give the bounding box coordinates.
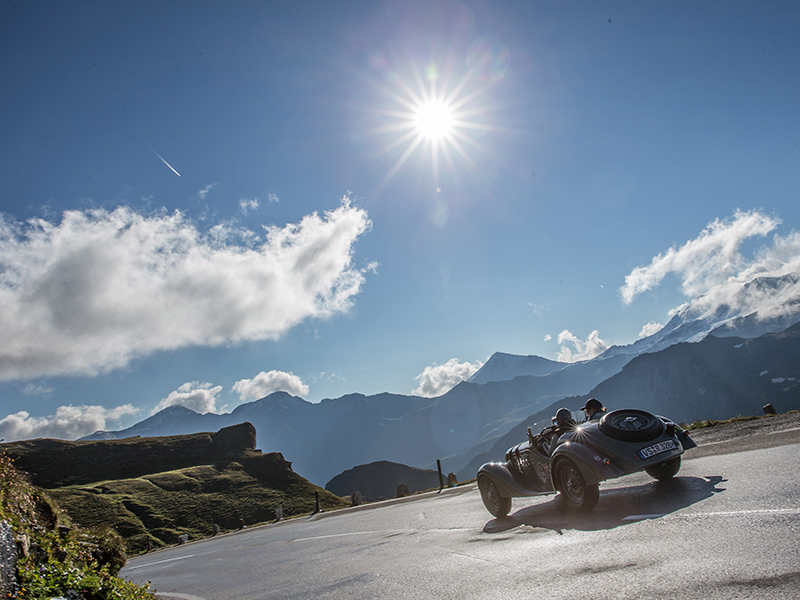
[483,475,726,535]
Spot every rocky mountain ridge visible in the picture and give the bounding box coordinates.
[82,352,631,486]
[467,352,567,384]
[81,324,800,487]
[456,323,800,480]
[81,274,800,487]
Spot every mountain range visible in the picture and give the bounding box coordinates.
[83,273,800,488]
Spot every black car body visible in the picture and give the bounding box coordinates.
[477,408,697,516]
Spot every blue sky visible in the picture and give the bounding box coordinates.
[2,1,800,440]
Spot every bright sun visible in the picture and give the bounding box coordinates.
[368,63,498,189]
[366,41,510,190]
[414,100,454,141]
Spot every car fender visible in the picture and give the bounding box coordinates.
[477,462,553,499]
[677,427,697,450]
[550,440,625,487]
[655,415,697,450]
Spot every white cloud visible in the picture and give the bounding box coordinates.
[239,198,259,214]
[620,209,800,322]
[268,193,280,203]
[233,370,309,401]
[638,321,664,338]
[311,371,345,384]
[528,303,548,316]
[556,329,609,363]
[22,381,54,397]
[0,404,139,442]
[198,183,217,200]
[152,381,223,414]
[543,334,552,342]
[412,358,484,398]
[0,197,371,381]
[620,209,780,304]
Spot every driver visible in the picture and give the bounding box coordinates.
[544,407,576,455]
[580,398,606,421]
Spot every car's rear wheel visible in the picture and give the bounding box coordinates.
[645,456,681,480]
[555,459,599,511]
[598,409,664,442]
[478,475,512,518]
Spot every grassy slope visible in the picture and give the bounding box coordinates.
[1,424,349,554]
[47,451,347,554]
[2,423,258,489]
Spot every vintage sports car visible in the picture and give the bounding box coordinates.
[477,408,697,516]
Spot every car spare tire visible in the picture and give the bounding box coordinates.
[598,409,664,442]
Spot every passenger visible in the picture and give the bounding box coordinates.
[580,398,606,421]
[544,407,576,455]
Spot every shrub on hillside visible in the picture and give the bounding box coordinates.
[1,452,154,600]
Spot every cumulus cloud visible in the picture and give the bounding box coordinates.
[0,197,371,381]
[268,193,280,203]
[556,330,609,363]
[638,321,664,338]
[0,404,139,442]
[620,209,800,322]
[412,358,484,398]
[152,381,223,414]
[233,370,309,401]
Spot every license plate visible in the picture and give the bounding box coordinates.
[638,439,678,459]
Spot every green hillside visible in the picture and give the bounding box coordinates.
[2,423,347,555]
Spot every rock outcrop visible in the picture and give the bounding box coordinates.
[2,423,257,488]
[326,460,441,500]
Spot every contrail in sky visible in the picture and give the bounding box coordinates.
[149,147,182,177]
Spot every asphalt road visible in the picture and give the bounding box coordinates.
[122,431,800,600]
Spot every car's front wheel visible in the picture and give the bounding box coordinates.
[555,459,599,511]
[478,475,512,518]
[645,456,681,481]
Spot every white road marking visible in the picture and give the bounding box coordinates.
[623,508,800,522]
[769,426,800,435]
[684,508,800,517]
[290,527,466,542]
[291,530,393,542]
[155,594,209,600]
[127,554,195,570]
[621,508,800,521]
